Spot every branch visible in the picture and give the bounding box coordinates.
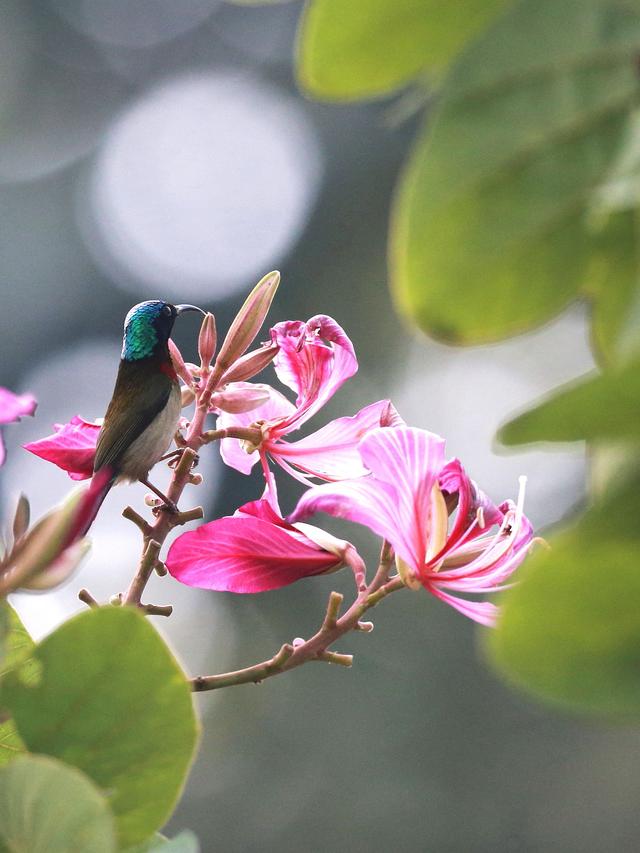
[191,542,405,692]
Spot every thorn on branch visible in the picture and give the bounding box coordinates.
[78,588,98,608]
[174,506,204,526]
[317,650,353,667]
[322,591,343,631]
[141,603,173,617]
[122,505,152,537]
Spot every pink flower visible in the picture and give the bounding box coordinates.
[166,491,365,593]
[218,315,402,483]
[0,387,36,465]
[24,415,101,480]
[290,427,534,626]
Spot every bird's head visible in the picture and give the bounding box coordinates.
[121,300,204,362]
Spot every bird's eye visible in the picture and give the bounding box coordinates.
[162,305,173,317]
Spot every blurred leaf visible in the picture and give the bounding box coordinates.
[498,355,640,445]
[488,477,640,717]
[126,831,200,852]
[391,0,640,343]
[0,754,116,853]
[2,607,200,848]
[587,211,640,365]
[297,0,509,100]
[0,603,34,767]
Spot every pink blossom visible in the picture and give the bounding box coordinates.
[290,427,534,626]
[218,315,401,482]
[166,491,365,593]
[0,387,36,466]
[24,415,101,480]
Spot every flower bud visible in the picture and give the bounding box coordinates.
[168,339,195,388]
[198,312,217,371]
[210,382,271,414]
[220,342,279,384]
[215,271,280,373]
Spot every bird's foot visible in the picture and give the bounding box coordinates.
[165,448,200,470]
[140,478,179,515]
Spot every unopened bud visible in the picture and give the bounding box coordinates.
[220,342,279,384]
[198,312,217,370]
[210,382,271,414]
[215,271,280,373]
[168,340,195,388]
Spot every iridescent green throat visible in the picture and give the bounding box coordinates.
[122,312,159,361]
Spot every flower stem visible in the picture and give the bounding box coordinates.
[190,542,405,692]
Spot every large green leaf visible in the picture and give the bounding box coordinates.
[0,754,116,853]
[1,607,200,848]
[297,0,509,100]
[126,831,200,852]
[488,477,640,717]
[0,603,35,767]
[498,355,640,444]
[391,0,640,343]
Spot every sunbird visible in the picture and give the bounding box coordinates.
[82,300,204,533]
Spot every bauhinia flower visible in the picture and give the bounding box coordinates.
[218,315,402,483]
[24,415,102,480]
[0,386,36,466]
[166,489,366,593]
[290,426,534,626]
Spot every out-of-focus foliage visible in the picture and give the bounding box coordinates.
[1,607,199,847]
[126,830,200,852]
[499,356,640,444]
[0,603,33,766]
[391,0,640,345]
[0,754,116,853]
[488,477,640,717]
[293,0,640,718]
[296,0,509,100]
[0,755,117,853]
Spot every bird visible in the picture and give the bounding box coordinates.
[76,300,204,538]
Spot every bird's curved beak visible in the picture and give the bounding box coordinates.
[175,304,206,316]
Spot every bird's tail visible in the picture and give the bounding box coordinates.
[65,467,116,545]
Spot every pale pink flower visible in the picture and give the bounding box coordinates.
[290,427,534,626]
[0,387,37,466]
[218,315,402,483]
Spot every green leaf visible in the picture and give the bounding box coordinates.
[0,754,116,853]
[498,356,640,445]
[391,0,640,343]
[488,477,640,717]
[297,0,509,100]
[126,831,200,852]
[587,210,640,365]
[0,603,35,767]
[1,607,200,848]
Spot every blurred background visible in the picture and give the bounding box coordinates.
[1,2,637,851]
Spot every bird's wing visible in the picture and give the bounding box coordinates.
[94,363,174,473]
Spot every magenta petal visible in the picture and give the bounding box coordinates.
[24,415,101,479]
[428,586,499,627]
[166,515,341,593]
[270,315,358,429]
[0,388,37,424]
[272,400,402,481]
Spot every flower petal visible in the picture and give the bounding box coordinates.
[166,515,341,593]
[23,416,101,479]
[0,387,37,424]
[271,400,402,481]
[270,315,357,429]
[217,386,295,475]
[427,585,499,627]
